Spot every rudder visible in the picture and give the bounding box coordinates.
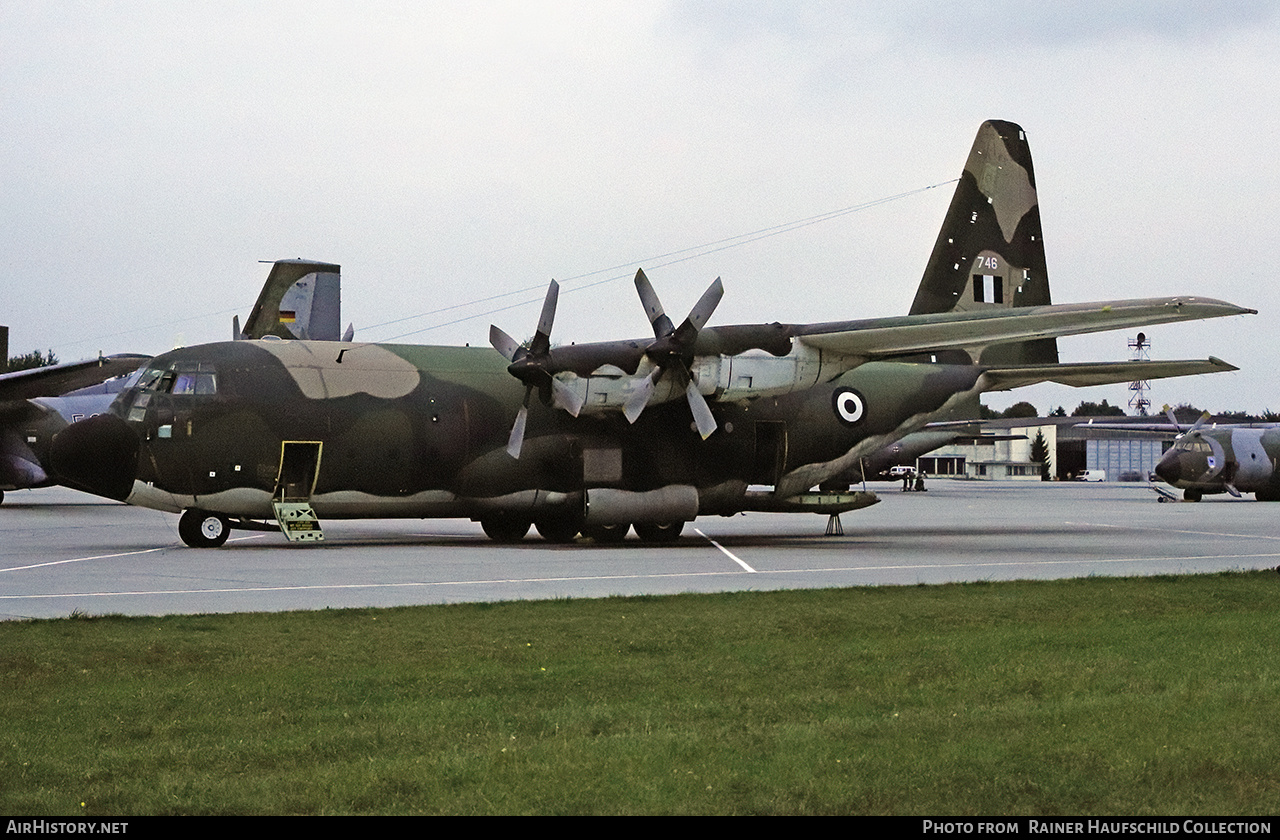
[239,259,343,341]
[909,120,1057,365]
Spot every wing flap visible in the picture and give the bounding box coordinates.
[797,297,1253,358]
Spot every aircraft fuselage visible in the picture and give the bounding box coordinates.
[51,339,984,527]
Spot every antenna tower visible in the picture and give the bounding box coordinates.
[1128,332,1150,415]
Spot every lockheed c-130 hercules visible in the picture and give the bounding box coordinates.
[47,120,1254,547]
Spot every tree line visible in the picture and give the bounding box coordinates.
[4,349,59,373]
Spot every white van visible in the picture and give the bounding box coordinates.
[1075,470,1106,482]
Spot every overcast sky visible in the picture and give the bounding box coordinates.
[3,1,1277,414]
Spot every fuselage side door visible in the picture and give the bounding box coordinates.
[273,440,324,542]
[751,421,788,487]
[275,440,323,501]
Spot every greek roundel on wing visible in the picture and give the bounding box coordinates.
[832,387,866,426]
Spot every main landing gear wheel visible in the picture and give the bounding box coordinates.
[634,520,684,544]
[178,509,231,548]
[582,523,630,544]
[481,516,531,543]
[1184,490,1202,502]
[535,516,581,544]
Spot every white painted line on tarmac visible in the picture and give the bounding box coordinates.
[6,551,1277,603]
[1074,522,1280,541]
[696,528,756,572]
[0,535,263,573]
[0,547,169,573]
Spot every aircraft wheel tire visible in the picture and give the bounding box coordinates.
[535,517,581,544]
[634,520,684,544]
[1255,489,1280,502]
[179,509,231,548]
[1184,490,1202,502]
[481,516,531,543]
[582,523,629,544]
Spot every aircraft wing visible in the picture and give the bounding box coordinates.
[978,357,1237,391]
[0,354,151,402]
[1071,421,1181,433]
[796,297,1253,358]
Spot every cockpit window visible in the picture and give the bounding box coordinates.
[172,371,217,395]
[136,367,166,391]
[137,362,218,395]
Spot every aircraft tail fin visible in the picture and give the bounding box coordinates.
[910,120,1057,366]
[240,259,342,341]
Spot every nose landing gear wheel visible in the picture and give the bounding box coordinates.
[179,509,231,548]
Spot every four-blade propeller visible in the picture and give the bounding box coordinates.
[624,269,723,439]
[489,280,583,458]
[490,270,722,459]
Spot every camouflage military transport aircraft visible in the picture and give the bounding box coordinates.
[0,259,344,504]
[1153,411,1280,502]
[45,121,1254,546]
[1081,406,1280,502]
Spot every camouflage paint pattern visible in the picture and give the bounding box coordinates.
[43,121,1254,542]
[1155,426,1280,501]
[910,119,1056,367]
[1,258,347,498]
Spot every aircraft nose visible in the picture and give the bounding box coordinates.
[1154,449,1181,485]
[49,413,139,502]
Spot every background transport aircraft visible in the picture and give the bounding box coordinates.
[1121,407,1279,502]
[1079,406,1280,502]
[0,260,344,504]
[44,120,1253,546]
[1155,419,1280,502]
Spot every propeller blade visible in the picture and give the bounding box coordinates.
[680,277,724,336]
[551,377,584,417]
[634,269,674,338]
[1187,411,1211,435]
[685,380,717,439]
[489,325,522,361]
[506,395,530,459]
[1163,404,1180,430]
[530,280,559,356]
[624,367,661,424]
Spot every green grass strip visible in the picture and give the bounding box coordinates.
[3,571,1278,815]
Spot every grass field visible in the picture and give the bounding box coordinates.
[2,571,1278,815]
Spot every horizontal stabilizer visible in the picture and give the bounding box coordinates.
[979,357,1238,391]
[798,297,1253,360]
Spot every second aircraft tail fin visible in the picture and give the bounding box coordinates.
[239,259,342,341]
